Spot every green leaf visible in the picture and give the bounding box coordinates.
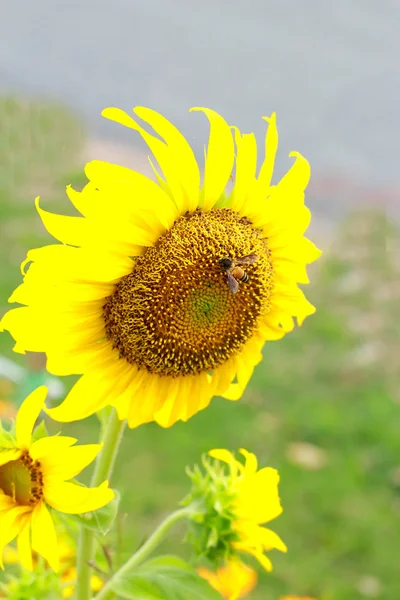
[31,420,49,443]
[111,555,222,600]
[60,490,120,535]
[0,424,16,449]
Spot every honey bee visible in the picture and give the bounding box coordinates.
[219,254,259,294]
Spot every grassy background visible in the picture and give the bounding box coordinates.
[0,97,398,600]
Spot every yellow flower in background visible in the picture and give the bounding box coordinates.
[0,386,114,571]
[62,566,103,599]
[184,449,286,571]
[198,560,257,599]
[1,106,321,428]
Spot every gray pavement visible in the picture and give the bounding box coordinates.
[1,0,398,193]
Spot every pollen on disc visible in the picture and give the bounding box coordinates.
[103,209,273,377]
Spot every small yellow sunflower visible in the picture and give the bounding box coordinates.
[1,106,321,428]
[184,448,286,571]
[0,386,114,571]
[198,559,257,600]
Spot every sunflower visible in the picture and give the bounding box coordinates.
[198,559,257,600]
[1,106,321,428]
[184,448,286,571]
[0,386,114,571]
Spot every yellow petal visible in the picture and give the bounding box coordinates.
[257,112,278,192]
[16,386,48,448]
[230,129,257,213]
[0,307,49,354]
[209,449,235,464]
[31,502,59,571]
[41,444,102,481]
[17,514,33,571]
[44,480,114,514]
[102,107,189,214]
[84,160,178,230]
[258,527,287,552]
[45,360,131,422]
[35,197,88,246]
[190,108,235,210]
[0,449,21,467]
[239,449,258,475]
[237,467,282,523]
[133,106,201,211]
[29,436,77,461]
[276,151,310,194]
[0,506,29,569]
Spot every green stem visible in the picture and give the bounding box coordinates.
[76,409,126,600]
[95,508,191,600]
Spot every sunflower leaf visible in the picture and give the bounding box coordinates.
[0,423,16,448]
[31,420,49,443]
[110,555,221,600]
[60,490,120,535]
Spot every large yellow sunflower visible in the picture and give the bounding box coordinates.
[1,107,321,428]
[0,387,113,571]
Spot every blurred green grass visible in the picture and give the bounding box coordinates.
[0,97,399,600]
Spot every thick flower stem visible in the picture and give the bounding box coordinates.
[76,409,126,600]
[95,508,191,600]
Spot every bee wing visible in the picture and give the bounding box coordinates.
[227,272,239,294]
[235,254,259,265]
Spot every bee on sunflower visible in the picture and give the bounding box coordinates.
[1,107,321,429]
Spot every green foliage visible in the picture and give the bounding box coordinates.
[61,490,120,536]
[31,420,49,443]
[0,96,398,599]
[181,459,240,564]
[110,555,222,600]
[0,420,16,448]
[0,569,62,600]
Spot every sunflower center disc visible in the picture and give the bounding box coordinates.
[103,209,273,377]
[0,452,44,506]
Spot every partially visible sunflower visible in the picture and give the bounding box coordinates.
[198,559,257,599]
[1,106,321,428]
[183,448,286,571]
[0,386,114,571]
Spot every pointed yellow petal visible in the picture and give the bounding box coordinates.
[17,515,33,571]
[35,197,88,246]
[45,360,131,422]
[190,108,235,210]
[209,449,235,463]
[239,449,258,475]
[237,467,282,523]
[230,129,257,213]
[31,502,59,571]
[16,386,47,448]
[258,527,287,552]
[257,112,278,192]
[0,450,21,467]
[0,307,49,354]
[44,481,114,514]
[134,106,201,211]
[0,506,29,569]
[41,444,102,481]
[276,151,310,194]
[102,107,189,213]
[84,160,178,230]
[29,436,77,461]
